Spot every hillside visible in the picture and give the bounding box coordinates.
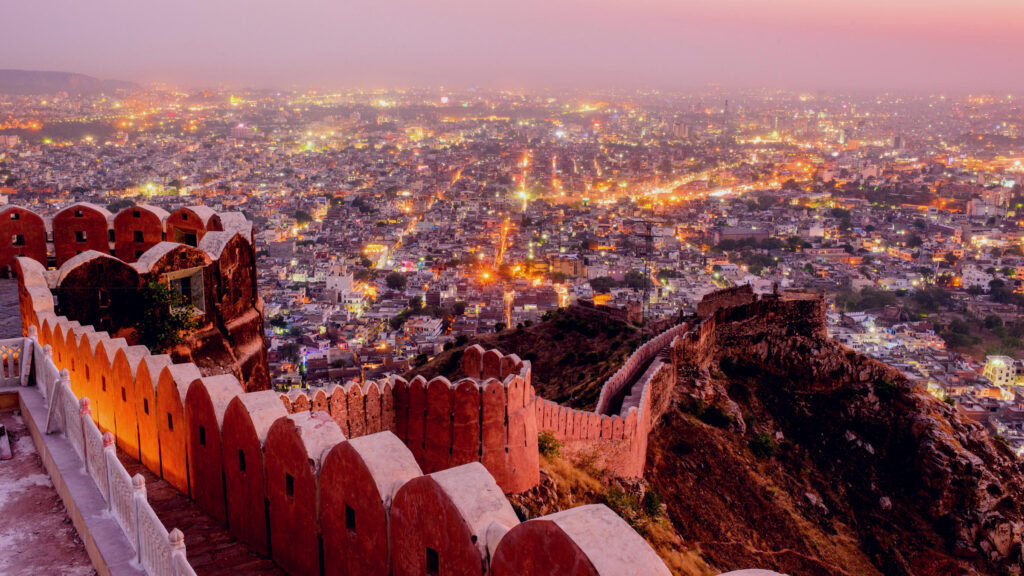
[425,297,1024,575]
[0,69,136,95]
[639,317,1024,576]
[406,307,642,410]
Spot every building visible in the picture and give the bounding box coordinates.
[984,355,1016,387]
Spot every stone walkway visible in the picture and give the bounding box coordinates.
[0,279,22,339]
[119,453,284,576]
[0,409,96,576]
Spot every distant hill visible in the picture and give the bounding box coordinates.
[0,70,136,95]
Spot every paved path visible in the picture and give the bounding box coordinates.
[0,279,22,339]
[119,453,284,576]
[0,410,96,576]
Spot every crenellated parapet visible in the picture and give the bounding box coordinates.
[275,345,540,494]
[0,202,247,273]
[13,277,669,575]
[11,203,268,392]
[14,236,815,576]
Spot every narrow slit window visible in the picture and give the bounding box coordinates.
[345,505,356,533]
[426,547,439,576]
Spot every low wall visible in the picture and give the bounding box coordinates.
[9,334,195,576]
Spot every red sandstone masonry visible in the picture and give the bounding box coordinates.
[185,375,244,524]
[221,390,287,555]
[8,204,267,392]
[0,206,47,276]
[14,253,673,576]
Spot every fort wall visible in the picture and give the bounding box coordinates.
[7,204,268,391]
[16,259,670,576]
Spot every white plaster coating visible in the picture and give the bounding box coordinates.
[139,354,173,390]
[183,205,217,225]
[218,212,253,240]
[117,344,149,377]
[236,390,289,444]
[56,251,122,286]
[287,411,346,470]
[166,363,203,399]
[546,504,672,576]
[197,231,236,259]
[133,204,170,222]
[195,374,244,427]
[132,241,210,275]
[430,462,519,558]
[346,431,422,505]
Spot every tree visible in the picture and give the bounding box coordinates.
[295,210,313,225]
[589,276,618,294]
[389,315,407,330]
[453,301,467,316]
[131,282,199,353]
[107,198,134,213]
[656,268,680,281]
[408,295,423,310]
[494,322,506,332]
[984,315,1004,330]
[278,342,300,363]
[269,316,288,329]
[385,271,407,291]
[624,270,649,291]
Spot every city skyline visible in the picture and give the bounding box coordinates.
[4,0,1024,92]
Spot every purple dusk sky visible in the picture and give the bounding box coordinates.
[3,0,1023,91]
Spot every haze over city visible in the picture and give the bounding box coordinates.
[4,0,1024,91]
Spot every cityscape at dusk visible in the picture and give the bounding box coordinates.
[3,2,1024,576]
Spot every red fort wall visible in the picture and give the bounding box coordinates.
[10,250,831,576]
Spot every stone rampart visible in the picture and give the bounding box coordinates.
[15,271,669,576]
[10,204,268,392]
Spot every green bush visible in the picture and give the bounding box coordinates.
[641,488,662,518]
[538,431,562,458]
[749,432,777,458]
[875,378,897,400]
[698,403,734,428]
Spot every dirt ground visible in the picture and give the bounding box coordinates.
[0,409,96,576]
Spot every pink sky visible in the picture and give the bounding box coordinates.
[3,0,1022,91]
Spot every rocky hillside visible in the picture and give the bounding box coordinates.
[644,307,1024,575]
[414,295,1024,575]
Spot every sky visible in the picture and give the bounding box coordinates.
[3,0,1023,92]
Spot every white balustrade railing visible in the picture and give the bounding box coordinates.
[83,414,109,501]
[62,382,86,462]
[0,337,25,386]
[137,502,175,576]
[17,332,197,576]
[106,439,140,547]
